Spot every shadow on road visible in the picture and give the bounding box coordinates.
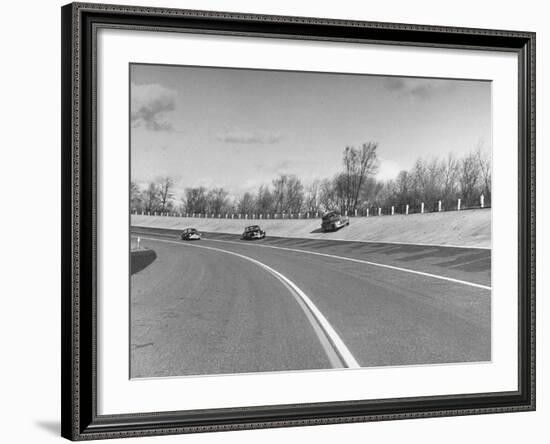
[131,249,157,275]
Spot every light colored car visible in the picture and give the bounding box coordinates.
[321,211,350,232]
[180,228,201,240]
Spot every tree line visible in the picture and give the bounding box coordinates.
[130,142,491,216]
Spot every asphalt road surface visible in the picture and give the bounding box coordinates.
[130,227,491,378]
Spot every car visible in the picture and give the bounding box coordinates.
[241,225,266,240]
[321,211,350,232]
[180,228,201,240]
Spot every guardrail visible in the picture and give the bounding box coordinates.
[132,196,490,220]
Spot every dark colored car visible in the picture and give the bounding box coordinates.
[241,225,266,240]
[321,211,350,232]
[180,228,201,240]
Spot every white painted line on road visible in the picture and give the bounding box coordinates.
[141,237,361,369]
[202,239,492,291]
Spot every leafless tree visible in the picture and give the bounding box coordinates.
[409,158,445,206]
[304,180,321,213]
[272,174,304,214]
[130,181,143,211]
[158,177,174,213]
[318,178,338,213]
[237,192,255,215]
[459,152,481,206]
[357,177,383,209]
[272,175,286,213]
[256,185,275,214]
[286,176,305,214]
[392,170,412,205]
[373,179,396,208]
[164,139,491,218]
[341,142,379,212]
[476,143,492,203]
[184,187,208,214]
[206,188,230,215]
[143,182,161,213]
[441,153,460,206]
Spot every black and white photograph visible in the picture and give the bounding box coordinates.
[1,0,544,442]
[129,63,492,378]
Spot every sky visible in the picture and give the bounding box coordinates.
[130,63,491,198]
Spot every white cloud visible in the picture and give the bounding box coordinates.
[217,128,282,144]
[383,77,454,101]
[131,83,177,131]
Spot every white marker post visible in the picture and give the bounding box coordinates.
[480,194,485,208]
[366,208,369,217]
[391,206,394,215]
[406,204,409,215]
[457,198,461,211]
[421,202,424,214]
[438,200,442,212]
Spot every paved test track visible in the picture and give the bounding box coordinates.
[130,226,491,378]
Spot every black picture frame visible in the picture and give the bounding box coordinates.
[61,2,536,440]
